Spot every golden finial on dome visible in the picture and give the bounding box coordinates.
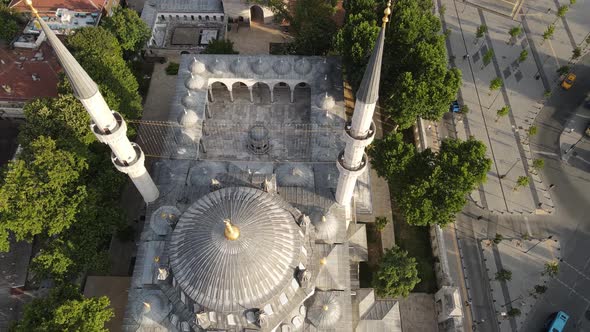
[382,0,392,27]
[323,305,329,311]
[320,257,327,265]
[224,219,240,240]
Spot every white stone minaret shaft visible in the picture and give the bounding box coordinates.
[27,1,159,203]
[335,2,391,206]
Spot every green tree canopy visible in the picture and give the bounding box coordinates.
[11,284,113,332]
[202,38,239,54]
[101,6,151,55]
[66,27,143,119]
[290,0,337,55]
[371,135,491,226]
[0,5,20,41]
[0,137,88,251]
[373,246,420,298]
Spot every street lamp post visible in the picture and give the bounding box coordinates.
[524,235,553,254]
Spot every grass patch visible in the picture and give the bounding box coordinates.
[391,202,437,293]
[165,62,180,75]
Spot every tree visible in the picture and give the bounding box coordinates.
[528,125,538,136]
[495,269,512,281]
[494,233,503,244]
[0,5,20,41]
[394,138,491,226]
[544,261,559,277]
[460,105,469,114]
[532,158,545,171]
[534,284,548,294]
[11,284,113,332]
[368,132,416,180]
[101,6,151,55]
[0,137,87,252]
[518,49,528,62]
[165,62,180,75]
[514,176,529,191]
[557,5,569,18]
[572,47,582,59]
[557,65,570,76]
[543,24,555,41]
[373,246,420,298]
[482,49,494,67]
[66,27,143,119]
[509,26,522,39]
[496,106,510,122]
[289,0,337,55]
[335,10,380,90]
[507,308,522,317]
[476,24,487,39]
[380,0,461,129]
[202,38,239,54]
[375,216,389,232]
[489,77,503,93]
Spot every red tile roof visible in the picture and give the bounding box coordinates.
[9,0,107,14]
[0,42,61,102]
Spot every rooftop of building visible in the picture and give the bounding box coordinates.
[0,42,61,102]
[9,0,108,14]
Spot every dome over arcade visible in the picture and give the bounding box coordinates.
[251,58,270,75]
[210,59,226,75]
[316,93,335,110]
[185,74,206,91]
[169,187,304,312]
[276,163,314,188]
[272,59,292,75]
[181,93,199,109]
[294,58,312,75]
[177,109,199,127]
[190,59,206,74]
[230,58,250,76]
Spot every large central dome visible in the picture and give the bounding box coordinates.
[169,187,303,312]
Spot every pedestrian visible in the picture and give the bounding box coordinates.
[477,215,483,220]
[547,8,551,13]
[463,54,470,60]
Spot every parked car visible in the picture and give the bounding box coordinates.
[561,73,576,90]
[449,100,460,113]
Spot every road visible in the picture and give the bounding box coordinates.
[450,54,590,332]
[522,52,590,331]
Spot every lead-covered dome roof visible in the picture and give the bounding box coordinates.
[169,187,303,312]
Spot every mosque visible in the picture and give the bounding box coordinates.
[27,0,403,330]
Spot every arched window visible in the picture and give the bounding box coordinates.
[160,15,165,21]
[213,16,217,21]
[205,15,209,21]
[220,16,224,21]
[198,15,202,20]
[184,15,187,20]
[191,15,194,20]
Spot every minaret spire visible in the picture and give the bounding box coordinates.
[335,1,391,206]
[26,0,159,203]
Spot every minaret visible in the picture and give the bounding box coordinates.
[335,1,391,206]
[26,0,159,203]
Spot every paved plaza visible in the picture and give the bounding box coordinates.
[439,0,590,216]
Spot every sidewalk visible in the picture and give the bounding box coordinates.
[439,0,575,215]
[560,102,590,166]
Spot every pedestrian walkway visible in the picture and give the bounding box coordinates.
[438,0,583,215]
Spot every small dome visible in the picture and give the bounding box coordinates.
[307,292,342,329]
[190,60,206,74]
[318,75,331,91]
[316,93,335,110]
[318,59,332,74]
[178,109,199,127]
[230,58,249,75]
[181,93,199,109]
[249,124,269,141]
[210,59,226,75]
[131,291,171,325]
[272,59,292,75]
[251,59,270,75]
[188,161,227,186]
[294,58,312,75]
[310,206,340,242]
[150,206,181,235]
[276,163,314,187]
[185,74,206,90]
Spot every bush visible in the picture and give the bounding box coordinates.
[490,77,503,92]
[544,261,559,277]
[572,47,582,59]
[165,62,180,75]
[375,216,390,232]
[534,284,547,294]
[557,65,570,76]
[519,49,528,62]
[509,26,522,38]
[528,125,538,136]
[476,24,488,38]
[460,105,469,114]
